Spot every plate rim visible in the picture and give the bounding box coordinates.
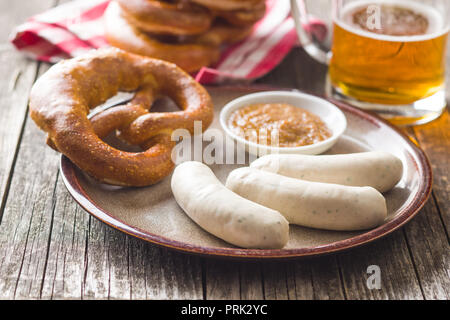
[59,87,433,259]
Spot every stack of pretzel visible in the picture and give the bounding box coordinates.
[104,0,266,73]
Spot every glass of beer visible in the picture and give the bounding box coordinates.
[291,0,449,126]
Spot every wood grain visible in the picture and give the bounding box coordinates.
[412,113,450,233]
[403,197,450,300]
[402,125,450,300]
[0,0,56,299]
[0,0,55,222]
[339,232,424,300]
[0,0,54,216]
[0,89,60,298]
[0,49,38,223]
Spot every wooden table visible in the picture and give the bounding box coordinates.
[0,1,448,300]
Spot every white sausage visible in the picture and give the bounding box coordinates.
[250,152,403,193]
[226,167,387,231]
[171,161,289,249]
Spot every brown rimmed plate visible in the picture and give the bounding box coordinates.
[60,86,432,259]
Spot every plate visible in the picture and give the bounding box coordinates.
[60,86,432,259]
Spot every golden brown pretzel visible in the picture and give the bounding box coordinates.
[190,0,265,11]
[188,21,254,47]
[116,0,213,35]
[29,48,214,186]
[104,1,220,73]
[215,2,266,27]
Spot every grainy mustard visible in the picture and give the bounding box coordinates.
[228,103,331,147]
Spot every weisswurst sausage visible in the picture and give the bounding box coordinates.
[171,161,289,249]
[250,152,403,192]
[226,167,387,231]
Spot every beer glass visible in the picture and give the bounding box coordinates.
[291,0,449,125]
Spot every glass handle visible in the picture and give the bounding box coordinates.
[290,0,331,65]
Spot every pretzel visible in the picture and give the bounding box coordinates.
[216,2,266,27]
[104,1,220,73]
[116,0,213,35]
[29,48,214,187]
[189,21,253,47]
[190,0,265,11]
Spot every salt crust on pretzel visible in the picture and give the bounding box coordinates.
[29,48,213,187]
[116,0,213,35]
[104,1,220,73]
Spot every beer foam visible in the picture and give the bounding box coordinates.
[336,0,448,42]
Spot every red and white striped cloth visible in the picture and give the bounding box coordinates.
[10,0,326,84]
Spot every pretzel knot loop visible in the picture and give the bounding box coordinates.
[29,48,214,187]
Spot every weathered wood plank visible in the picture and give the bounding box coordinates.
[82,218,205,300]
[261,257,344,300]
[0,49,39,223]
[338,231,424,300]
[260,259,331,300]
[204,255,346,300]
[40,177,90,299]
[153,249,202,299]
[239,262,264,300]
[261,262,290,300]
[400,126,450,300]
[204,259,240,299]
[403,197,450,300]
[412,111,450,233]
[288,260,314,300]
[0,95,60,299]
[0,0,60,300]
[309,256,346,300]
[82,215,113,299]
[0,0,55,223]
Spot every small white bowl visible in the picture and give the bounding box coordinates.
[219,91,347,156]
